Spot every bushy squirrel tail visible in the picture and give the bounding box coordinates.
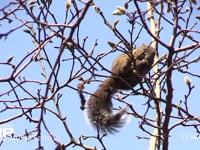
[85,44,156,134]
[86,78,129,133]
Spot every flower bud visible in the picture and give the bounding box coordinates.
[184,76,192,87]
[112,10,124,15]
[107,41,116,48]
[66,0,72,9]
[113,19,120,27]
[116,6,126,14]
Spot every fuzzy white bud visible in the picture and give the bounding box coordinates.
[116,6,126,14]
[184,76,192,87]
[66,0,72,9]
[112,10,124,15]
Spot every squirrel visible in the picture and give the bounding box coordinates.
[85,44,156,134]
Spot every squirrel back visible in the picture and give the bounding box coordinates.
[85,44,156,134]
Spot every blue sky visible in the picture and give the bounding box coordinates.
[0,0,200,149]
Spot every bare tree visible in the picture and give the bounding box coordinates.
[0,0,200,150]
